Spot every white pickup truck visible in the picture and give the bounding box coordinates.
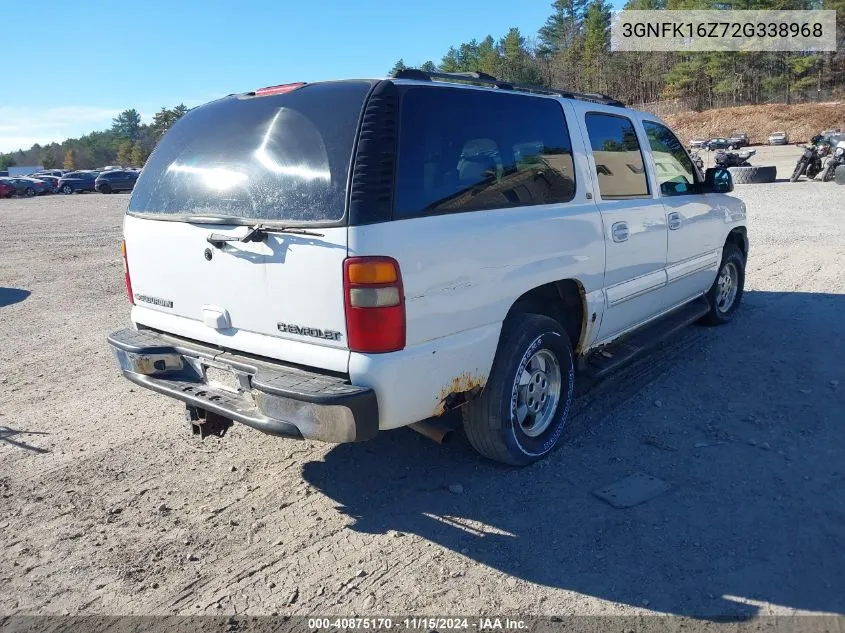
[108,69,748,466]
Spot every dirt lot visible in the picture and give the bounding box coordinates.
[2,170,844,620]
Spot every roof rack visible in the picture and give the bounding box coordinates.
[389,68,626,107]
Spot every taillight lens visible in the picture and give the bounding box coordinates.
[254,82,306,96]
[122,240,134,305]
[343,256,405,353]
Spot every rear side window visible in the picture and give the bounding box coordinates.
[129,81,373,223]
[584,113,649,200]
[394,86,575,217]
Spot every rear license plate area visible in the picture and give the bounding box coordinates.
[204,365,242,393]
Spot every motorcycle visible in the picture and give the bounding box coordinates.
[690,148,704,172]
[820,139,845,182]
[790,135,831,182]
[714,148,756,168]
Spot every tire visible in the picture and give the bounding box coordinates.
[790,159,806,182]
[25,187,35,197]
[821,163,836,182]
[700,244,745,326]
[835,165,845,185]
[61,185,73,194]
[462,313,575,466]
[728,165,776,184]
[99,184,112,194]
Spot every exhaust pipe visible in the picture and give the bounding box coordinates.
[409,420,453,444]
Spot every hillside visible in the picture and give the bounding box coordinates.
[661,102,845,146]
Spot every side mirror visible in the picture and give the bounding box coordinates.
[704,167,733,193]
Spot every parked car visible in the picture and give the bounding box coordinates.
[34,175,60,193]
[95,169,139,193]
[107,70,748,466]
[689,137,708,149]
[706,137,731,150]
[58,171,97,194]
[0,177,47,197]
[33,169,67,178]
[102,165,125,172]
[768,131,789,145]
[0,179,15,198]
[727,131,749,148]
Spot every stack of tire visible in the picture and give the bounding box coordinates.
[836,165,845,185]
[728,165,777,184]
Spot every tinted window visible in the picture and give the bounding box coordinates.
[395,86,575,217]
[584,113,649,200]
[643,121,698,195]
[129,81,373,223]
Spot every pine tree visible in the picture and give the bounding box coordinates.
[420,61,438,72]
[130,143,149,167]
[389,58,406,75]
[582,0,611,91]
[116,141,133,167]
[112,109,142,141]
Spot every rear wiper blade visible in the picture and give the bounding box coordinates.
[207,224,324,247]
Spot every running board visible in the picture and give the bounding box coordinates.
[583,297,710,379]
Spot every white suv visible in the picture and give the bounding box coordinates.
[108,69,748,466]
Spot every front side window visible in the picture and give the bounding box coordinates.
[584,113,649,200]
[643,120,699,196]
[394,86,576,217]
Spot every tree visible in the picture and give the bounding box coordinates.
[130,143,149,167]
[582,0,611,91]
[0,155,16,170]
[538,0,587,55]
[420,60,438,72]
[172,103,189,118]
[63,149,76,170]
[112,109,142,141]
[116,141,134,166]
[389,58,406,75]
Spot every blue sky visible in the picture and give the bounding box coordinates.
[2,0,629,153]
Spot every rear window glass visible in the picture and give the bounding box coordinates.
[394,86,575,217]
[129,81,372,223]
[584,113,650,200]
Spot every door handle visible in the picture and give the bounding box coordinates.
[611,221,629,243]
[668,212,682,230]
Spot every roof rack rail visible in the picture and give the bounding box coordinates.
[389,68,626,107]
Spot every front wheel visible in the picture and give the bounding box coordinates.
[790,159,806,182]
[701,244,745,325]
[25,187,35,197]
[822,163,837,182]
[462,314,575,466]
[99,184,112,194]
[61,185,73,194]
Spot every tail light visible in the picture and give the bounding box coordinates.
[254,82,306,96]
[121,240,134,305]
[343,257,405,353]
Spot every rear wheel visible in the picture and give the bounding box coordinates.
[99,184,112,194]
[790,159,806,182]
[462,313,575,466]
[61,185,73,194]
[701,244,745,325]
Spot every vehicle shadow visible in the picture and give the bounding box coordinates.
[0,427,50,453]
[0,287,30,307]
[302,290,845,620]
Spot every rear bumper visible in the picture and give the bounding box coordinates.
[107,327,378,443]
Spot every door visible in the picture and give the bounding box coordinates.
[578,110,668,341]
[641,120,722,308]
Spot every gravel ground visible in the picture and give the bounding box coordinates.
[1,177,844,619]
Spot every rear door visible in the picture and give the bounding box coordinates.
[124,81,374,373]
[575,108,669,340]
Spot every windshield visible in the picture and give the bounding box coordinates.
[128,80,373,224]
